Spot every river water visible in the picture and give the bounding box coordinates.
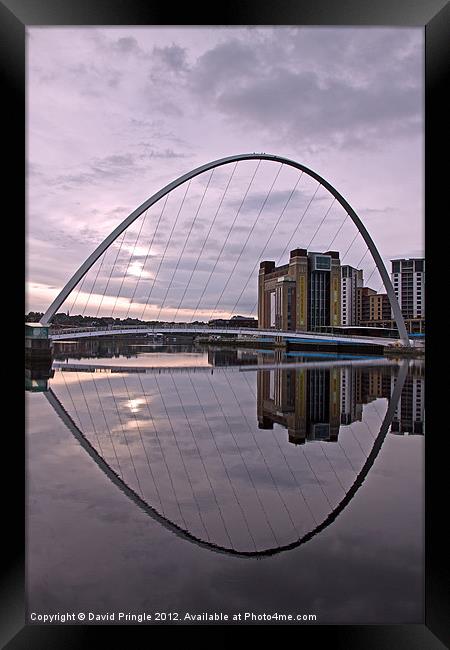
[26,341,424,624]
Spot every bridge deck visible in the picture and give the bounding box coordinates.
[49,325,401,347]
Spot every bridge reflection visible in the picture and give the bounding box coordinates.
[27,356,423,555]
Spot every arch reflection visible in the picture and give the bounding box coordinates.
[36,357,421,556]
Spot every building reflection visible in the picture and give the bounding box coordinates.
[257,364,424,444]
[28,341,425,439]
[25,363,54,392]
[207,348,258,366]
[53,339,199,361]
[257,366,341,445]
[390,363,425,435]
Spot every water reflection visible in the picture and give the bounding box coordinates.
[257,363,424,444]
[28,346,423,557]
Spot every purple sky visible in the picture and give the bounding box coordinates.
[26,27,424,320]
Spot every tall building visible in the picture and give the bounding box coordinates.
[391,258,425,320]
[341,265,363,326]
[258,248,341,331]
[357,258,426,333]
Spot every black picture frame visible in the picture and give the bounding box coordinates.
[3,0,448,646]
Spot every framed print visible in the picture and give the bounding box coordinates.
[2,0,448,646]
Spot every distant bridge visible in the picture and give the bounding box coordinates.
[49,324,400,347]
[51,357,400,374]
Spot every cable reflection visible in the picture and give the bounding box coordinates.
[40,359,417,557]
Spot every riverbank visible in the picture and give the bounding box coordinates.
[196,336,387,356]
[383,345,425,357]
[196,336,425,358]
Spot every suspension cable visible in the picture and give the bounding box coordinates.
[94,231,127,319]
[340,229,360,263]
[306,198,336,250]
[222,369,302,537]
[91,372,124,479]
[354,247,369,269]
[75,371,106,459]
[135,372,187,528]
[365,264,380,287]
[276,182,322,265]
[228,172,304,318]
[325,209,349,251]
[247,180,322,317]
[155,170,215,323]
[106,373,143,496]
[80,247,107,317]
[204,369,280,546]
[186,372,258,551]
[68,272,88,316]
[208,163,284,322]
[153,373,210,540]
[136,191,173,322]
[189,160,262,323]
[121,374,165,515]
[240,369,340,519]
[237,368,337,511]
[169,373,234,549]
[173,163,239,323]
[110,207,150,319]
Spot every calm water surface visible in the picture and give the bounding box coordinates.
[26,342,424,624]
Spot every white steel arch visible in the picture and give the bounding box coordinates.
[40,153,410,345]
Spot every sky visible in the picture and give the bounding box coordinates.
[26,26,424,321]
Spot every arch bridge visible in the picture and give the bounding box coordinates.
[39,153,409,346]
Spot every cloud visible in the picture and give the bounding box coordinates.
[26,27,424,316]
[152,43,189,74]
[112,36,141,55]
[190,39,259,94]
[45,149,189,190]
[185,30,422,150]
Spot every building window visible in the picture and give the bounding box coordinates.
[270,292,276,327]
[313,256,331,271]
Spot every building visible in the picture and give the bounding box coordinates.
[352,258,425,334]
[390,258,425,332]
[361,292,392,326]
[367,367,392,399]
[25,322,52,362]
[355,286,393,328]
[257,366,341,445]
[369,293,391,322]
[391,258,425,319]
[258,248,341,331]
[208,315,257,328]
[341,265,363,326]
[356,287,376,325]
[340,367,363,425]
[207,349,258,367]
[391,364,425,435]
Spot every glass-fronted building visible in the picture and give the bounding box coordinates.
[258,248,341,332]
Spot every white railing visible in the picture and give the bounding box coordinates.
[48,324,403,346]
